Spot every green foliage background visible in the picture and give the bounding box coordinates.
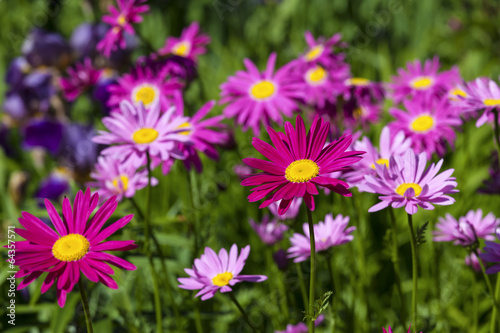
[1,0,500,332]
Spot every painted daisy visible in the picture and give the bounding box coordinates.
[10,188,137,307]
[158,21,210,62]
[177,244,267,300]
[364,149,458,215]
[249,215,288,246]
[241,115,364,215]
[220,52,304,135]
[59,58,102,101]
[297,63,346,108]
[460,77,500,127]
[301,31,347,68]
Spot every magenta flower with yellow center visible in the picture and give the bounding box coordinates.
[10,189,137,307]
[177,244,267,300]
[460,77,500,127]
[158,21,210,62]
[242,115,364,215]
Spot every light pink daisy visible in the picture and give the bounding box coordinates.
[158,22,210,62]
[249,215,288,246]
[460,77,500,127]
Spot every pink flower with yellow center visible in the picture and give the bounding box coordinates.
[59,58,102,101]
[301,31,347,68]
[9,189,137,307]
[158,22,210,62]
[459,77,500,127]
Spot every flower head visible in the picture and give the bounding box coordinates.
[220,52,304,135]
[177,244,267,300]
[301,31,346,68]
[480,230,500,274]
[288,214,355,262]
[242,115,364,214]
[275,315,324,333]
[249,215,288,246]
[364,149,458,215]
[60,58,102,101]
[159,22,210,62]
[460,77,500,127]
[9,189,137,307]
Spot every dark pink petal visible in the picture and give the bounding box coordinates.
[18,271,43,290]
[91,240,137,252]
[86,252,137,270]
[79,259,100,283]
[89,214,134,245]
[45,199,67,236]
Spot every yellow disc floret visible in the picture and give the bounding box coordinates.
[305,45,324,61]
[112,175,129,191]
[396,183,422,197]
[52,234,90,262]
[212,272,233,287]
[132,128,159,144]
[411,115,434,133]
[346,77,370,86]
[411,76,433,90]
[177,122,191,135]
[133,86,156,107]
[285,159,320,183]
[172,41,191,57]
[250,80,276,100]
[371,158,389,169]
[484,99,500,107]
[305,66,327,85]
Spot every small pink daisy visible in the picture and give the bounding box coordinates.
[59,58,102,101]
[460,77,500,127]
[301,31,347,68]
[296,63,346,108]
[158,22,210,62]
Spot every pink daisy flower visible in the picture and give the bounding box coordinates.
[97,0,149,57]
[364,149,458,215]
[220,52,304,135]
[433,210,500,246]
[480,230,500,274]
[93,100,191,168]
[297,63,346,108]
[86,155,158,202]
[59,58,102,101]
[388,94,462,158]
[390,56,460,103]
[249,215,288,246]
[288,213,355,262]
[158,22,210,62]
[177,244,267,300]
[301,31,347,68]
[344,126,411,191]
[241,115,364,214]
[10,189,137,307]
[460,77,500,127]
[107,65,182,113]
[268,198,302,221]
[343,77,385,101]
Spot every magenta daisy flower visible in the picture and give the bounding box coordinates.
[242,115,364,214]
[480,230,500,274]
[97,0,149,57]
[301,31,346,68]
[177,244,267,300]
[390,56,460,103]
[220,52,304,135]
[93,100,191,167]
[107,65,182,113]
[388,94,462,158]
[10,189,137,307]
[364,149,458,215]
[433,210,500,246]
[297,63,346,108]
[59,58,102,101]
[268,198,302,221]
[344,126,411,191]
[343,77,385,102]
[86,155,158,202]
[460,77,500,127]
[249,215,288,246]
[288,213,355,262]
[158,22,210,62]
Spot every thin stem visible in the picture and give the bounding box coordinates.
[326,253,338,333]
[407,213,418,333]
[194,302,204,333]
[78,279,93,333]
[228,293,257,333]
[492,274,500,333]
[388,208,407,324]
[472,269,478,333]
[306,206,316,333]
[148,255,163,332]
[493,110,500,170]
[474,249,499,310]
[295,263,309,311]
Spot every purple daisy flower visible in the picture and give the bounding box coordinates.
[249,215,288,246]
[60,58,102,101]
[288,213,355,262]
[158,22,210,62]
[460,77,500,127]
[87,155,158,202]
[388,94,462,158]
[480,230,500,274]
[23,119,64,155]
[275,315,324,333]
[107,65,182,113]
[344,126,411,191]
[268,198,302,221]
[242,115,364,214]
[433,210,500,246]
[389,56,460,103]
[177,244,267,300]
[93,101,191,167]
[364,149,458,215]
[220,52,304,135]
[97,0,149,57]
[9,188,137,307]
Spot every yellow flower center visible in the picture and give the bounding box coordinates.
[346,77,370,86]
[484,99,500,107]
[172,41,191,57]
[450,88,467,99]
[285,159,319,183]
[371,158,389,169]
[132,128,159,144]
[411,115,434,133]
[177,122,191,135]
[133,85,157,107]
[112,175,129,191]
[117,14,126,26]
[305,45,324,61]
[250,80,276,100]
[212,272,233,287]
[52,234,90,262]
[411,76,433,90]
[305,66,327,85]
[396,183,422,197]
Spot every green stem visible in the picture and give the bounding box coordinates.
[473,249,500,333]
[472,269,478,333]
[228,293,258,333]
[492,274,500,333]
[326,253,338,333]
[493,110,500,170]
[389,208,407,324]
[407,213,418,333]
[295,263,309,311]
[78,279,93,333]
[306,206,316,333]
[194,302,204,333]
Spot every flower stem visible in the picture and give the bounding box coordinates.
[228,292,258,333]
[407,213,418,333]
[78,279,93,333]
[295,263,309,311]
[306,206,316,333]
[326,252,338,333]
[473,249,500,333]
[471,269,478,333]
[389,208,407,324]
[492,109,500,170]
[492,274,500,333]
